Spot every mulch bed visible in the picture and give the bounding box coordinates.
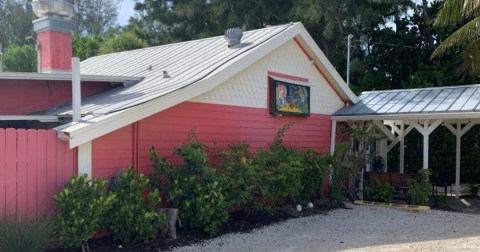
[57,199,344,252]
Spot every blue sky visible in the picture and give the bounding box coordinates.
[117,0,136,25]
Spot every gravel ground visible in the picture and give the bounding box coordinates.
[172,203,480,252]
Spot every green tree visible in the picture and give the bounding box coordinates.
[0,0,34,48]
[74,0,122,36]
[130,0,293,45]
[431,0,480,80]
[98,31,148,54]
[73,35,104,60]
[3,44,36,72]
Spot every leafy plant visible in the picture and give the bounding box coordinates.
[301,148,328,200]
[54,175,114,251]
[150,130,229,236]
[0,215,58,252]
[220,142,256,209]
[327,143,351,202]
[408,169,431,205]
[249,122,304,215]
[364,179,394,203]
[107,167,165,244]
[463,183,480,198]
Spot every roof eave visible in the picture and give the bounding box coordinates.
[332,111,480,121]
[0,72,143,83]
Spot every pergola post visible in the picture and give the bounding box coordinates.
[399,121,405,173]
[413,119,442,169]
[445,121,475,198]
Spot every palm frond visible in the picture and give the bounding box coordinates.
[456,39,480,80]
[435,0,466,26]
[462,0,480,19]
[431,16,480,58]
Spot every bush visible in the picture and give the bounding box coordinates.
[364,179,394,203]
[0,215,58,252]
[107,167,166,244]
[150,131,229,236]
[54,175,114,251]
[220,142,256,209]
[249,122,304,215]
[408,169,431,205]
[463,183,480,198]
[301,148,328,200]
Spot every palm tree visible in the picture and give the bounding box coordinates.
[431,0,480,80]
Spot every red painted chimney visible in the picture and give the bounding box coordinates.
[31,0,75,73]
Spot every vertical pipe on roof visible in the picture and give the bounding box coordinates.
[72,57,81,122]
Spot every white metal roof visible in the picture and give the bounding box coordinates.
[55,22,357,148]
[333,84,480,121]
[0,72,141,83]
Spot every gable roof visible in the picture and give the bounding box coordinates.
[333,84,480,121]
[55,22,358,148]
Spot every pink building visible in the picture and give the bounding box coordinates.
[0,20,357,217]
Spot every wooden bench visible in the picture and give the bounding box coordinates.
[365,172,416,192]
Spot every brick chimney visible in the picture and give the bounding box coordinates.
[31,0,75,73]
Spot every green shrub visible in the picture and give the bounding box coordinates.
[249,122,304,215]
[54,175,114,251]
[463,183,480,197]
[327,143,351,201]
[150,131,229,236]
[408,169,431,205]
[364,179,394,203]
[107,167,165,244]
[301,148,328,200]
[0,215,58,252]
[220,142,256,209]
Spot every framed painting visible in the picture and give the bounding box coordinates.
[269,78,310,116]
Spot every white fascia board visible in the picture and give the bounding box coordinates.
[0,72,142,83]
[332,111,480,121]
[57,24,300,148]
[294,24,359,104]
[0,115,59,122]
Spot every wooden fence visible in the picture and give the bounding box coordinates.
[0,128,76,218]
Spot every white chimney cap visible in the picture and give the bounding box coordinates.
[32,0,74,20]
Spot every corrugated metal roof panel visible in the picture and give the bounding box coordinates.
[334,84,480,118]
[51,24,296,116]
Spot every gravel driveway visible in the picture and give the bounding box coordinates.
[172,203,480,252]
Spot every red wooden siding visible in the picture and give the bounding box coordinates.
[0,79,111,115]
[0,129,75,218]
[91,101,332,177]
[92,125,134,179]
[134,102,332,174]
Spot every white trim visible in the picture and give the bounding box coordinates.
[0,115,59,122]
[78,142,92,179]
[330,120,336,155]
[56,23,358,148]
[0,71,142,83]
[333,111,480,121]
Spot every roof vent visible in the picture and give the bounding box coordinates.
[224,27,243,48]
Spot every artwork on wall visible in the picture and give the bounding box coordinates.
[269,78,310,116]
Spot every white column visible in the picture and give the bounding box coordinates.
[78,141,92,178]
[400,121,405,174]
[330,120,337,155]
[455,123,461,198]
[423,129,429,169]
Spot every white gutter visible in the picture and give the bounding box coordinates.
[0,115,59,122]
[0,72,143,82]
[332,111,480,121]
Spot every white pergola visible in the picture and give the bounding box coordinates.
[332,85,480,198]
